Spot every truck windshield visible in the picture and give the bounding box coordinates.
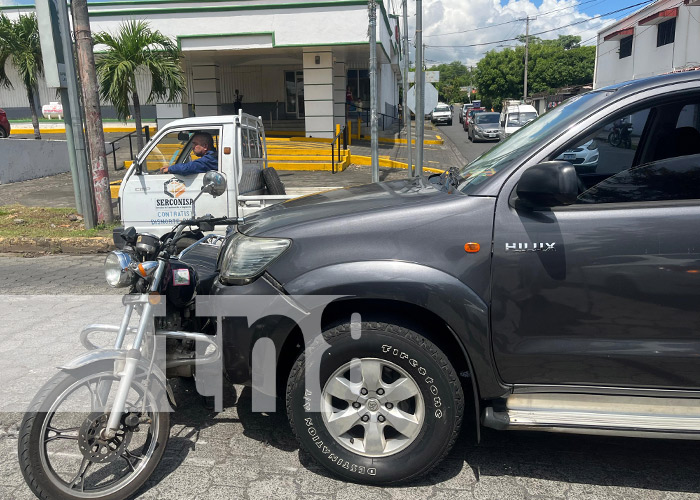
[457,90,613,194]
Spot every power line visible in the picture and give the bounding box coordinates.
[427,0,656,48]
[424,0,609,38]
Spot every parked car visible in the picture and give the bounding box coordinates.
[0,108,10,138]
[467,111,500,142]
[555,138,599,173]
[213,71,700,484]
[459,103,473,124]
[430,103,452,125]
[463,107,485,131]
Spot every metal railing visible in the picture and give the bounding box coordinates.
[106,126,151,171]
[331,125,348,174]
[346,104,400,131]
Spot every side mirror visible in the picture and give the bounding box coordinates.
[201,171,227,198]
[515,161,579,209]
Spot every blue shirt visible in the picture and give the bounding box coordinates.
[168,150,218,176]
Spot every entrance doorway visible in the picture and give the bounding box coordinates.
[285,70,305,119]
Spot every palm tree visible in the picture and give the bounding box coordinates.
[0,13,44,140]
[94,20,185,151]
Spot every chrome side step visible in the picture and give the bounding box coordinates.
[483,393,700,439]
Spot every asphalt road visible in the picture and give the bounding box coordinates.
[1,253,700,499]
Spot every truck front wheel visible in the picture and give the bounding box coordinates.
[286,321,464,485]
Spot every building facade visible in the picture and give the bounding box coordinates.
[0,0,402,138]
[594,0,700,89]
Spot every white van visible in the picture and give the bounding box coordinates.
[498,103,538,140]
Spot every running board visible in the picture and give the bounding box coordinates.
[483,393,700,440]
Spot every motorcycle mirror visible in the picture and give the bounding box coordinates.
[201,171,227,198]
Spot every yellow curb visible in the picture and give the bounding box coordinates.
[351,155,443,173]
[11,126,156,135]
[355,135,444,145]
[0,236,115,254]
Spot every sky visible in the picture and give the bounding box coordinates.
[0,0,657,65]
[393,0,656,65]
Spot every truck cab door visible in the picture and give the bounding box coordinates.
[120,127,228,234]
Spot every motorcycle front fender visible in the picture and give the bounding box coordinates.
[60,349,176,408]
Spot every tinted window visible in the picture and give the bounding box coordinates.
[619,35,633,58]
[578,156,700,204]
[657,18,676,47]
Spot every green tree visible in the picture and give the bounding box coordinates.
[426,61,476,104]
[94,20,185,150]
[0,13,44,139]
[475,35,594,110]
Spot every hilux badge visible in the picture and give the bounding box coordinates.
[505,242,556,252]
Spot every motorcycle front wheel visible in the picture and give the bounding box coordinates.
[608,131,621,147]
[18,361,170,500]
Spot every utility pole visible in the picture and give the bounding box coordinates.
[72,0,113,223]
[369,0,379,183]
[56,0,96,228]
[524,16,530,101]
[415,0,424,176]
[402,0,412,177]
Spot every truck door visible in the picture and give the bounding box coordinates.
[120,127,228,234]
[491,95,700,390]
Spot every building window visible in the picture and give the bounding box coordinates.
[619,35,633,58]
[657,18,676,47]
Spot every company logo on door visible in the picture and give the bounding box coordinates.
[164,178,187,198]
[153,179,194,224]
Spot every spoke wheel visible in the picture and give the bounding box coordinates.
[287,321,464,485]
[18,362,169,500]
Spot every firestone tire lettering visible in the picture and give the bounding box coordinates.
[286,321,464,485]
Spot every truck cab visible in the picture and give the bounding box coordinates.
[498,102,538,140]
[117,112,327,235]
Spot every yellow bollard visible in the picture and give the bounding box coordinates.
[347,121,352,146]
[357,117,362,140]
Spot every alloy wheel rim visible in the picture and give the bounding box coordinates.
[320,357,425,458]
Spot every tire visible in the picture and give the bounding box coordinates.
[286,321,464,485]
[18,362,170,500]
[448,120,452,126]
[0,127,7,138]
[263,167,286,195]
[608,131,621,147]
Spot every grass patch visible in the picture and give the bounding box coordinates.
[0,205,116,238]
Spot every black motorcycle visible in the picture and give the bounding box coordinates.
[608,121,633,148]
[18,172,236,500]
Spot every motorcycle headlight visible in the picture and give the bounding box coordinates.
[219,232,291,284]
[104,251,135,288]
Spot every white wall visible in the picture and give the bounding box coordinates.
[0,139,69,184]
[595,1,700,88]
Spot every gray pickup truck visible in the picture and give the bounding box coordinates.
[203,71,700,484]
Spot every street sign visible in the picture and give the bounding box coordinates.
[408,71,440,84]
[407,83,439,116]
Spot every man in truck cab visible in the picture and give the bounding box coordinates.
[159,132,218,175]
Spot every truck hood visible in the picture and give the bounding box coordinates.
[238,176,449,236]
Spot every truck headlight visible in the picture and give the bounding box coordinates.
[219,233,291,284]
[104,251,135,288]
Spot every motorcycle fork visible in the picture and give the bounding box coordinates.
[102,259,167,439]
